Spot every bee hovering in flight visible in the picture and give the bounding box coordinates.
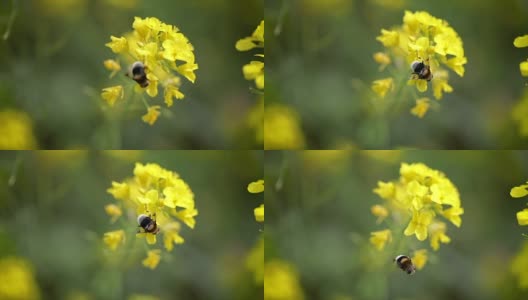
[137,213,160,234]
[410,58,433,81]
[394,255,416,275]
[127,61,149,88]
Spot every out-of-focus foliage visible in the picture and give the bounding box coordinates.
[0,150,263,300]
[266,0,528,148]
[265,150,528,300]
[0,0,263,149]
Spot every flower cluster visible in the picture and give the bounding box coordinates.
[265,104,305,150]
[370,163,463,256]
[101,17,198,125]
[236,20,264,90]
[514,35,528,77]
[372,11,467,118]
[0,109,37,150]
[0,257,40,300]
[248,179,264,222]
[103,162,198,269]
[265,260,305,300]
[510,181,528,227]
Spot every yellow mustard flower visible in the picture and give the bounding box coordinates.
[246,236,264,284]
[265,260,305,300]
[429,221,451,251]
[372,11,467,116]
[264,104,305,150]
[411,249,427,270]
[142,249,161,270]
[410,97,430,118]
[104,204,122,223]
[373,162,463,249]
[512,241,528,289]
[370,229,392,251]
[101,17,197,125]
[371,78,393,98]
[0,109,37,150]
[103,230,125,251]
[141,106,161,126]
[373,52,391,71]
[248,179,264,193]
[254,204,265,222]
[517,209,528,226]
[236,20,264,89]
[103,59,121,78]
[101,85,124,107]
[511,182,528,198]
[370,204,389,224]
[163,223,184,251]
[0,257,40,300]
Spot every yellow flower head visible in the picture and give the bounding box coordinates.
[410,97,430,118]
[101,17,197,124]
[141,105,161,126]
[104,204,122,223]
[0,109,37,150]
[370,229,392,251]
[248,179,264,193]
[514,35,528,77]
[103,230,125,251]
[429,221,451,251]
[254,204,265,222]
[236,20,264,89]
[370,204,389,224]
[517,209,528,226]
[265,260,305,300]
[142,249,161,269]
[411,249,428,270]
[264,104,305,150]
[373,52,391,71]
[371,77,394,98]
[101,85,124,107]
[0,257,40,300]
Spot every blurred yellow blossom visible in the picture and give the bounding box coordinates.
[246,236,264,284]
[104,204,122,223]
[101,17,197,125]
[512,89,528,137]
[411,249,428,270]
[265,104,305,150]
[369,229,392,251]
[254,204,265,222]
[103,230,125,251]
[512,241,528,289]
[0,109,37,150]
[0,257,40,300]
[510,181,528,228]
[514,35,528,77]
[410,98,430,118]
[429,221,451,250]
[372,11,467,116]
[370,205,389,224]
[517,209,528,226]
[142,249,161,270]
[265,260,305,300]
[248,180,264,222]
[236,20,264,89]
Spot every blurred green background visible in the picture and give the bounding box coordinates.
[266,0,528,149]
[0,0,263,149]
[265,150,528,300]
[0,150,263,300]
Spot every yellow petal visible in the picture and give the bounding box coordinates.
[511,185,528,198]
[520,61,528,77]
[146,234,157,244]
[514,35,528,48]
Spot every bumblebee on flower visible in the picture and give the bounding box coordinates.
[101,17,198,125]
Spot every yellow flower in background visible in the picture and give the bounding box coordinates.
[103,163,197,268]
[411,249,428,270]
[510,181,528,228]
[104,204,122,223]
[248,97,264,144]
[103,230,125,251]
[512,242,528,289]
[36,0,87,18]
[0,109,37,150]
[141,106,161,126]
[246,236,264,284]
[236,20,264,89]
[370,229,392,251]
[410,97,430,118]
[372,11,467,116]
[103,59,121,78]
[265,104,305,150]
[517,209,528,226]
[0,257,40,300]
[101,17,198,125]
[371,78,393,98]
[370,205,389,224]
[254,204,265,222]
[372,163,463,256]
[514,35,528,77]
[512,89,528,137]
[265,260,305,300]
[142,249,161,270]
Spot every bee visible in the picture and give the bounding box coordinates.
[410,58,433,81]
[394,255,416,275]
[137,213,160,234]
[127,61,149,88]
